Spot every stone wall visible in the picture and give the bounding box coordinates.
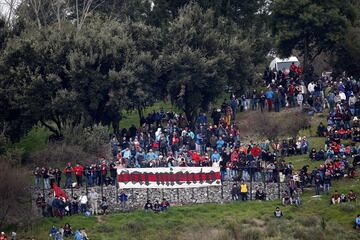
[32,182,289,213]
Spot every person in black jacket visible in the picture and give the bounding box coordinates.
[231,183,240,200]
[144,200,153,212]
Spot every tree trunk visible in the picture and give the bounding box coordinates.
[40,120,61,137]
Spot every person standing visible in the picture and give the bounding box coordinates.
[79,192,88,213]
[240,180,248,201]
[63,163,73,188]
[259,91,266,112]
[88,189,99,215]
[73,163,84,187]
[265,88,274,112]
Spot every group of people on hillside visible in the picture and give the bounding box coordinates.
[143,198,170,213]
[30,65,360,234]
[49,224,88,240]
[36,189,109,218]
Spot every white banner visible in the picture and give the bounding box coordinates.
[117,166,221,189]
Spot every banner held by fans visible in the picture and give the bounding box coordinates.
[117,166,221,189]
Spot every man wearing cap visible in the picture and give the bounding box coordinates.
[0,232,8,240]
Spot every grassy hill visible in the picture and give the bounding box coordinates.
[12,107,360,239]
[21,175,360,239]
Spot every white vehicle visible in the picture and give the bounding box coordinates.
[269,56,300,72]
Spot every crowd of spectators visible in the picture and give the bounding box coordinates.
[31,65,360,231]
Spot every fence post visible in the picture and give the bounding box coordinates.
[101,175,104,198]
[250,168,253,201]
[115,171,119,203]
[207,187,210,202]
[177,188,179,203]
[263,168,267,200]
[277,164,281,199]
[221,185,223,199]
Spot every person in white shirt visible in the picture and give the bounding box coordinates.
[297,93,304,109]
[307,82,315,94]
[79,192,88,213]
[339,91,346,101]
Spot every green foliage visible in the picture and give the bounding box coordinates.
[271,0,358,79]
[62,121,110,156]
[162,4,232,125]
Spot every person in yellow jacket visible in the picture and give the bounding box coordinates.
[240,180,248,201]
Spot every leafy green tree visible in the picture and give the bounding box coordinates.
[162,4,231,125]
[0,23,79,140]
[271,0,357,80]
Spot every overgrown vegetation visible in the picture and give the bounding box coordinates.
[237,109,311,140]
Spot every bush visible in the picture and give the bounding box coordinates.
[62,123,110,156]
[0,147,24,166]
[246,109,311,140]
[30,143,93,166]
[0,161,33,229]
[339,203,356,213]
[30,122,111,166]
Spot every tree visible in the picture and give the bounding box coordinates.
[121,21,162,121]
[162,4,231,125]
[0,23,79,140]
[271,0,357,81]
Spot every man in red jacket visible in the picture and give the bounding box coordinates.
[73,163,84,187]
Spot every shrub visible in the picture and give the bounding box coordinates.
[0,161,33,229]
[97,224,115,233]
[339,203,356,213]
[62,122,110,156]
[29,143,93,166]
[246,109,311,140]
[0,147,24,166]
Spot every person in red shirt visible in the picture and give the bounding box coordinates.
[290,62,297,73]
[73,163,84,187]
[0,232,8,240]
[101,161,107,185]
[190,151,201,165]
[287,83,296,107]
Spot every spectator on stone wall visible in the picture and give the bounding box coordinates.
[144,200,153,212]
[240,180,248,201]
[88,189,99,215]
[79,192,88,213]
[231,183,240,200]
[161,198,170,211]
[100,197,108,215]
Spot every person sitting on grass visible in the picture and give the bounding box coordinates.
[282,191,292,205]
[348,190,357,202]
[292,190,301,207]
[153,200,161,213]
[74,228,88,240]
[317,122,327,137]
[144,200,153,212]
[340,193,347,203]
[255,188,266,201]
[63,223,72,238]
[355,214,360,230]
[160,198,170,211]
[331,190,341,204]
[274,207,283,218]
